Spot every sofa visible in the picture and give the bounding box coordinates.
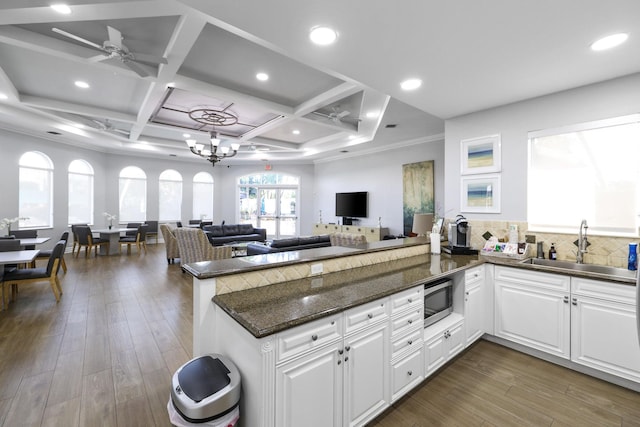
[174,228,232,267]
[246,235,332,255]
[203,224,267,246]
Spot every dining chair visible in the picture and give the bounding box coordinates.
[36,231,69,273]
[10,229,38,250]
[160,224,180,264]
[2,240,65,306]
[145,220,159,244]
[74,226,109,257]
[0,239,23,274]
[119,224,148,254]
[125,222,142,237]
[70,224,87,256]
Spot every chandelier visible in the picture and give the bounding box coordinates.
[185,107,240,167]
[186,131,240,167]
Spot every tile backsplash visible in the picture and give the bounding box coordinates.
[454,219,637,269]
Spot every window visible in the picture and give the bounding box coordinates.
[119,166,146,222]
[528,114,640,236]
[193,172,214,220]
[68,159,94,225]
[19,151,53,228]
[159,169,182,221]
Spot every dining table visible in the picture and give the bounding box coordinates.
[0,249,40,310]
[91,228,136,255]
[17,237,51,247]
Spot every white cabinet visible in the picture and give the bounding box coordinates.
[276,297,389,427]
[571,277,640,382]
[464,265,486,346]
[424,314,464,376]
[312,224,389,242]
[494,266,571,359]
[276,341,344,427]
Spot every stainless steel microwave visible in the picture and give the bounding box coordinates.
[424,279,453,327]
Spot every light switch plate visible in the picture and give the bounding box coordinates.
[311,263,323,275]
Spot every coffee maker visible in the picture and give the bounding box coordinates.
[444,215,478,254]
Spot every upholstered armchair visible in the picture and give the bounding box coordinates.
[329,232,367,247]
[174,228,232,268]
[160,224,180,264]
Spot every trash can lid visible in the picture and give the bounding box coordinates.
[178,356,231,403]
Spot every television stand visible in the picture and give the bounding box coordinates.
[342,217,354,225]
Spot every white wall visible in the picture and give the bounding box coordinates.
[444,72,640,221]
[313,138,445,236]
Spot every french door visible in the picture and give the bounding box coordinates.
[258,188,298,238]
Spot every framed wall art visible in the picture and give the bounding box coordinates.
[460,134,501,175]
[461,173,501,213]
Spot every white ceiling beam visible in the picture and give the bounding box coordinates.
[294,82,361,117]
[0,65,19,102]
[130,11,208,140]
[0,1,183,26]
[20,95,136,123]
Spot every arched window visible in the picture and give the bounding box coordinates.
[159,169,182,221]
[119,166,146,222]
[193,172,214,220]
[19,151,54,228]
[68,159,94,225]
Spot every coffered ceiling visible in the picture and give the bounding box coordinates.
[0,1,637,166]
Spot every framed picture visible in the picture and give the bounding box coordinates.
[460,134,501,175]
[461,174,501,213]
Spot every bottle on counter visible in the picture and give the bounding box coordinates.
[549,243,557,260]
[629,243,638,271]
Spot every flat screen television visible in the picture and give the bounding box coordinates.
[335,192,368,220]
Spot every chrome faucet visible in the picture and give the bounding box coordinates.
[576,219,588,264]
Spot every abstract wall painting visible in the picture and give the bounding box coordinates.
[460,134,501,175]
[402,160,435,235]
[461,174,501,213]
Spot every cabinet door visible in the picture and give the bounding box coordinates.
[495,280,570,359]
[465,281,485,346]
[446,322,465,359]
[391,348,424,402]
[343,322,389,427]
[571,295,640,382]
[276,342,343,427]
[424,331,446,376]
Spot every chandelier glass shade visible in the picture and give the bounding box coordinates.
[186,131,240,167]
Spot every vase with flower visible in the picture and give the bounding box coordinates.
[103,212,116,230]
[0,217,29,236]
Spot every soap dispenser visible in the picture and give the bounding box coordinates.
[549,243,557,260]
[629,243,638,271]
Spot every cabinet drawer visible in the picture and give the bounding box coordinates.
[571,277,635,305]
[391,348,423,402]
[495,266,570,292]
[391,328,423,360]
[277,314,342,363]
[390,307,423,336]
[465,265,485,286]
[390,286,423,314]
[344,298,388,335]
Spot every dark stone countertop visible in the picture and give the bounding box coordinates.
[214,253,482,338]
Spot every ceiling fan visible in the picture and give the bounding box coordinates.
[88,119,130,137]
[312,106,360,125]
[52,25,167,77]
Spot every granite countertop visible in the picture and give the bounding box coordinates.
[214,253,482,338]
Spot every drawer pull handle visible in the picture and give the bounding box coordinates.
[344,357,349,362]
[337,360,342,365]
[368,313,373,319]
[408,340,413,345]
[407,370,413,376]
[345,346,351,352]
[408,298,413,303]
[408,319,413,324]
[338,349,344,355]
[311,334,318,341]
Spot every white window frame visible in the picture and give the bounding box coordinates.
[119,166,147,223]
[19,151,54,229]
[159,169,183,222]
[68,159,94,225]
[193,171,214,221]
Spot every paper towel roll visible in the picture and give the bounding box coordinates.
[430,232,441,254]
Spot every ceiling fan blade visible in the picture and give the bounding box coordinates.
[123,60,151,78]
[336,110,350,119]
[87,54,108,63]
[131,52,168,65]
[107,26,123,48]
[52,27,104,51]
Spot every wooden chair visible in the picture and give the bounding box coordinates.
[2,240,65,306]
[145,220,159,244]
[119,224,148,254]
[70,224,87,256]
[74,226,109,257]
[36,231,69,273]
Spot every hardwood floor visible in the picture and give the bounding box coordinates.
[1,244,639,426]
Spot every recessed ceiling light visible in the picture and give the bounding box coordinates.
[365,110,380,119]
[0,93,8,100]
[256,72,269,81]
[50,4,71,14]
[309,26,338,45]
[590,33,629,51]
[74,80,90,89]
[400,78,422,91]
[182,133,191,138]
[292,129,300,135]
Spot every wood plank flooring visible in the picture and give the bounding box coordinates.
[0,244,638,426]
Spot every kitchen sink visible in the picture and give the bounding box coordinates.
[519,258,637,280]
